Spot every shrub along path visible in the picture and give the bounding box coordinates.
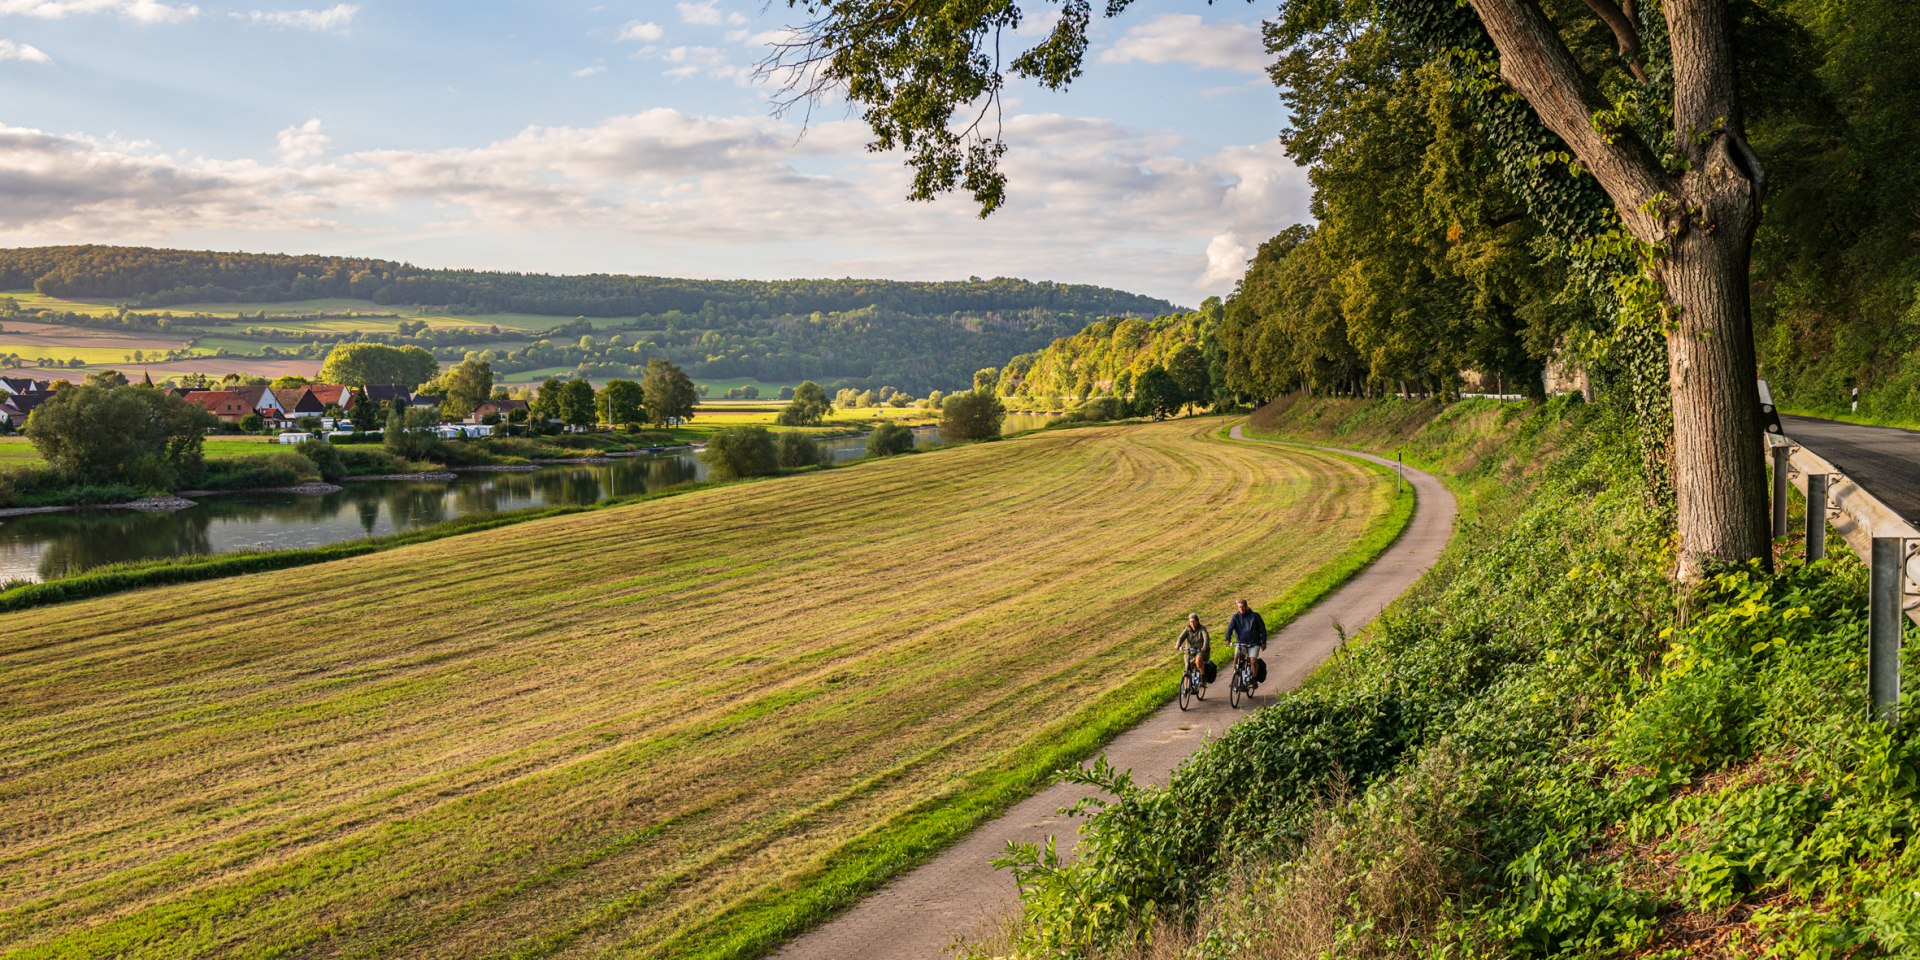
[2,418,1396,960]
[772,423,1455,960]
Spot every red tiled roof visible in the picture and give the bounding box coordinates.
[306,384,352,406]
[181,391,252,416]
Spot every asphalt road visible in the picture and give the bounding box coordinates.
[772,426,1457,960]
[1782,415,1920,524]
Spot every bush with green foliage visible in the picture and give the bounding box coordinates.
[978,398,1920,959]
[384,405,442,460]
[1060,396,1126,424]
[701,426,780,479]
[296,439,345,482]
[777,430,822,469]
[642,358,698,426]
[938,390,1005,443]
[777,380,833,426]
[865,421,914,457]
[600,378,644,426]
[334,447,409,476]
[194,452,321,490]
[24,383,216,491]
[0,467,145,509]
[1129,366,1183,420]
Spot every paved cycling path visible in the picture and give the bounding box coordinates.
[772,425,1457,960]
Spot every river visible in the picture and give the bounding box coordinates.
[0,415,1058,585]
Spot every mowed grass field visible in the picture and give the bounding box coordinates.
[0,419,1396,959]
[0,437,278,467]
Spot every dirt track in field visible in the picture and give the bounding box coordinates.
[772,424,1456,960]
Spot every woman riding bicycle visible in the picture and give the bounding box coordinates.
[1176,613,1211,679]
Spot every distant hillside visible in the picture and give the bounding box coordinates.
[0,246,1177,392]
[0,245,1170,321]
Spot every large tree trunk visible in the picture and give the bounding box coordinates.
[1661,0,1771,578]
[1662,214,1770,579]
[1465,0,1772,579]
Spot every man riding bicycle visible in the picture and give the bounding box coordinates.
[1176,613,1211,678]
[1225,598,1267,683]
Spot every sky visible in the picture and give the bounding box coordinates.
[0,1,1311,306]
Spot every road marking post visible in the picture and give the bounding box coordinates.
[1806,473,1829,561]
[1869,536,1905,721]
[1771,443,1793,538]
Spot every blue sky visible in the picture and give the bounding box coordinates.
[0,1,1311,304]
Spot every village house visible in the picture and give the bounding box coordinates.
[468,398,529,423]
[0,391,49,428]
[226,384,285,422]
[0,376,50,397]
[360,384,410,407]
[180,390,254,425]
[271,386,328,423]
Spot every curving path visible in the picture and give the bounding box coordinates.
[773,423,1457,960]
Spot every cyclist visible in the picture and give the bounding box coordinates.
[1176,613,1211,681]
[1225,598,1268,685]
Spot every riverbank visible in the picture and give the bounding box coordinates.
[0,495,199,519]
[0,425,874,512]
[0,422,943,603]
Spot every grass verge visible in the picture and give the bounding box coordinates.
[977,394,1920,960]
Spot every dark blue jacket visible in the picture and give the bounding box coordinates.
[1226,610,1267,647]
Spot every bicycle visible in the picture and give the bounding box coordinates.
[1177,655,1210,710]
[1229,647,1263,708]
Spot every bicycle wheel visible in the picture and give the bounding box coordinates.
[1229,675,1242,708]
[1178,674,1193,711]
[1195,676,1206,701]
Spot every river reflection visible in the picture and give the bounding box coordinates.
[0,417,1057,584]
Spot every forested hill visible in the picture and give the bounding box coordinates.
[0,246,1173,320]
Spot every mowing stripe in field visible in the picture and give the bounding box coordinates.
[0,418,1394,959]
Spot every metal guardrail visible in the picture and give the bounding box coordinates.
[1772,435,1920,720]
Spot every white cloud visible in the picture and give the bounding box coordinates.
[0,0,197,22]
[676,1,743,26]
[0,109,1312,301]
[727,26,795,48]
[616,19,661,42]
[1200,232,1253,287]
[275,117,328,163]
[0,124,333,239]
[1099,14,1268,76]
[570,64,604,77]
[238,3,356,32]
[658,44,742,81]
[0,37,50,61]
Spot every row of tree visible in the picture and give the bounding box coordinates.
[982,305,1228,413]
